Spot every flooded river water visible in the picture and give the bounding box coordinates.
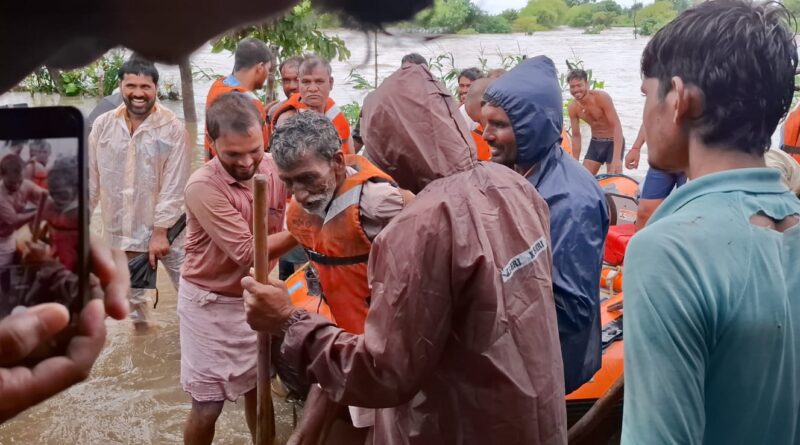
[0,27,672,444]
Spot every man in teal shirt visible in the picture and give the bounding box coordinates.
[622,1,800,444]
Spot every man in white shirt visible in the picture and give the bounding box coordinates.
[89,56,190,324]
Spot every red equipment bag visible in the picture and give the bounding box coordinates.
[604,224,636,266]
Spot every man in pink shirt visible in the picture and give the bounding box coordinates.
[0,154,47,295]
[179,92,287,445]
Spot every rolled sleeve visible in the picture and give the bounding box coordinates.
[184,181,254,267]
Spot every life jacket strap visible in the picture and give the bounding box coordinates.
[782,144,800,155]
[304,248,369,266]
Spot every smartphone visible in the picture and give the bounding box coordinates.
[0,107,88,356]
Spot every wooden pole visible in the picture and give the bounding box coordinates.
[253,174,275,445]
[567,376,624,445]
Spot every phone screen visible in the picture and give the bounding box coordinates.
[0,107,87,323]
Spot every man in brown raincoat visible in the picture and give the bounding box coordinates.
[242,64,567,444]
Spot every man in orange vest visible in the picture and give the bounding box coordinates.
[294,54,353,154]
[203,38,272,160]
[24,139,50,188]
[266,56,304,129]
[270,111,411,444]
[464,78,494,161]
[781,102,800,163]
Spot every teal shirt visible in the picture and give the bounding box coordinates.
[621,168,800,445]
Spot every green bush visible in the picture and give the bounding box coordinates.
[512,15,544,32]
[519,0,568,29]
[415,0,476,33]
[584,24,606,34]
[565,4,595,27]
[500,8,520,23]
[473,15,513,33]
[635,1,677,35]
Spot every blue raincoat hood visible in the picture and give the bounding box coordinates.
[485,55,610,394]
[484,55,563,166]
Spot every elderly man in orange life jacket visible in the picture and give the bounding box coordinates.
[203,38,272,160]
[268,108,412,444]
[269,54,353,154]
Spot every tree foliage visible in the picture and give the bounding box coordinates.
[415,0,477,33]
[519,0,569,29]
[636,1,679,36]
[211,0,350,63]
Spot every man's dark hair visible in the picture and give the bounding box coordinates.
[566,69,588,83]
[458,67,483,82]
[118,55,159,84]
[279,56,304,75]
[234,38,272,72]
[206,92,264,141]
[0,154,24,175]
[401,53,428,67]
[642,0,797,155]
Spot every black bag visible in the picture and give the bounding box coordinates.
[127,214,187,308]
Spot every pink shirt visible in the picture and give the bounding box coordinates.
[182,155,287,297]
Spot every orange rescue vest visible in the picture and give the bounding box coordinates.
[286,154,392,334]
[26,160,47,189]
[782,105,800,163]
[271,93,351,154]
[560,128,572,154]
[471,125,492,161]
[204,76,270,161]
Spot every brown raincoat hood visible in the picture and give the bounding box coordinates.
[361,64,477,194]
[282,71,568,441]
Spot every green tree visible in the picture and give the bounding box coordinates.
[473,14,513,33]
[636,1,678,35]
[591,11,616,27]
[519,0,569,29]
[784,0,800,17]
[512,15,544,32]
[415,0,477,33]
[212,1,350,64]
[671,0,691,12]
[566,3,596,27]
[500,8,520,23]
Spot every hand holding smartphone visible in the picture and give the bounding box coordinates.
[0,107,89,358]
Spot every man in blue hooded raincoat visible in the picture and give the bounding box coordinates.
[482,55,609,393]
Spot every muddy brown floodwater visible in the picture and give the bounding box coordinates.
[0,265,298,445]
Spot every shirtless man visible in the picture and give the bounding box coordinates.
[568,69,624,174]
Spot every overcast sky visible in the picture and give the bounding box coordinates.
[476,0,654,14]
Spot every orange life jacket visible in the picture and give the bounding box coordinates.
[472,125,492,161]
[204,76,269,161]
[26,160,47,189]
[560,128,572,154]
[782,105,800,163]
[270,93,351,154]
[286,154,392,334]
